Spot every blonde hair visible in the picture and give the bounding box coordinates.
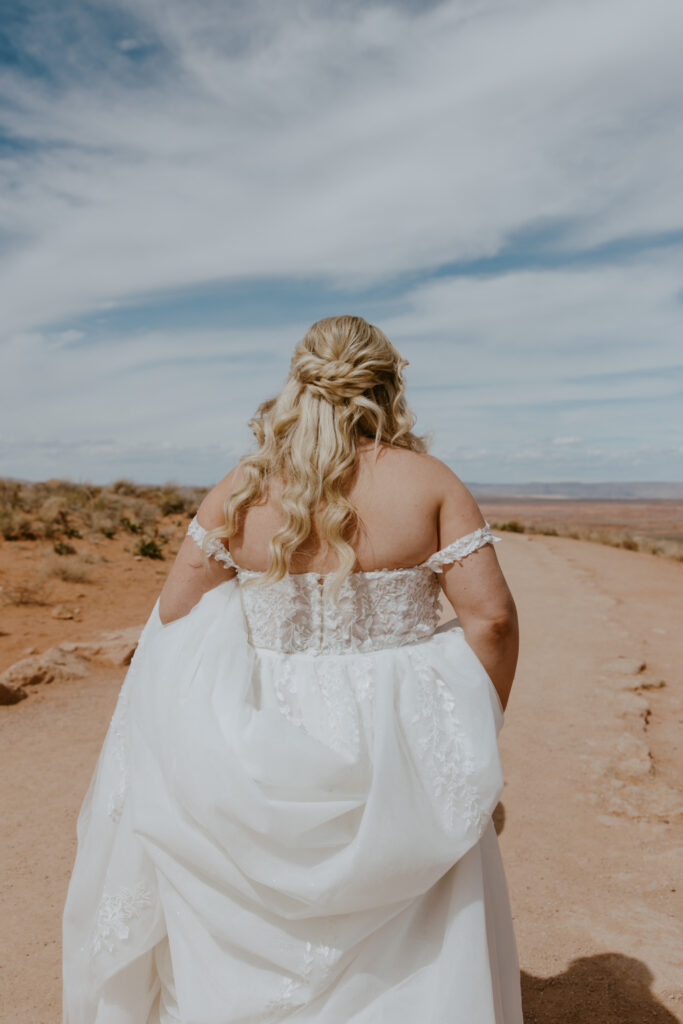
[206,315,429,596]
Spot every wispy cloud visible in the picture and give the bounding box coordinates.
[1,0,682,482]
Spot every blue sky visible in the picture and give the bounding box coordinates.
[1,0,682,485]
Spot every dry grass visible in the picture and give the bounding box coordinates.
[490,519,683,561]
[0,477,206,548]
[0,580,50,606]
[3,478,682,564]
[43,553,94,584]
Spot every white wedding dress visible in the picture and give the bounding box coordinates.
[62,518,523,1024]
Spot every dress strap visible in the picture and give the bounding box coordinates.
[187,515,236,569]
[420,521,501,573]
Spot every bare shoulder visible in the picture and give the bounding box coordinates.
[195,464,244,527]
[369,446,442,482]
[375,448,477,503]
[426,456,488,541]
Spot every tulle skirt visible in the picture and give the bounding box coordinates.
[62,580,522,1023]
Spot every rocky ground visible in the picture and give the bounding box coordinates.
[0,530,681,1022]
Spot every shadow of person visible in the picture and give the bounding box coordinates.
[522,953,678,1023]
[492,801,505,836]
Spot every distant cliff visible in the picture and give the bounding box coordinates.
[466,481,683,500]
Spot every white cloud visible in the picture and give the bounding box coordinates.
[2,253,681,483]
[1,0,682,482]
[1,0,682,335]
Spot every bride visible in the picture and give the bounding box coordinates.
[62,315,522,1023]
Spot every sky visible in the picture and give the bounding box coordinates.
[1,0,682,486]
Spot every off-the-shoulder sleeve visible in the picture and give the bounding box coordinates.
[187,515,236,569]
[421,521,501,573]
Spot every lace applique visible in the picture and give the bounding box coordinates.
[186,516,235,568]
[106,631,146,821]
[407,646,485,834]
[422,522,501,573]
[317,661,362,759]
[352,658,374,704]
[265,939,343,1019]
[239,569,442,655]
[265,974,306,1019]
[107,681,130,822]
[273,658,305,730]
[272,658,374,755]
[187,515,497,655]
[91,882,154,955]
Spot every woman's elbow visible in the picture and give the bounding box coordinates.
[463,600,518,640]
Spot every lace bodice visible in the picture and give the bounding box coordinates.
[187,517,500,655]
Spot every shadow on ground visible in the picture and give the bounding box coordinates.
[491,805,677,1022]
[521,953,678,1023]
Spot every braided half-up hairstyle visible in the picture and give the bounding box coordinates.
[205,315,429,598]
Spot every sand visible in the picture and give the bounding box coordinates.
[1,531,682,1022]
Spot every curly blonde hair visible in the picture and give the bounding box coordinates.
[205,315,429,595]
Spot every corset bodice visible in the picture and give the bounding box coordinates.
[187,517,500,655]
[234,565,443,655]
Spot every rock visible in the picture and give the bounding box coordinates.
[0,647,90,691]
[614,691,650,727]
[51,604,74,620]
[0,625,143,701]
[590,730,683,822]
[0,681,27,705]
[602,671,664,693]
[601,778,683,821]
[602,774,683,823]
[58,626,142,667]
[22,646,38,656]
[601,657,647,677]
[606,732,653,782]
[636,678,667,691]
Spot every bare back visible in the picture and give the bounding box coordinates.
[227,445,448,574]
[160,443,518,707]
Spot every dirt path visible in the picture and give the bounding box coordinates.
[0,533,681,1022]
[497,533,682,1022]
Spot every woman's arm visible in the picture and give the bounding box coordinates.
[158,470,237,626]
[432,464,519,711]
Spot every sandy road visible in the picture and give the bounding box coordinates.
[1,533,681,1022]
[496,533,682,1023]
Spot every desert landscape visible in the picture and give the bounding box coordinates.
[1,479,682,1021]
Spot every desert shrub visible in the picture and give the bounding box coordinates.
[0,581,49,605]
[159,489,189,516]
[100,525,116,538]
[538,527,558,536]
[136,537,164,560]
[110,479,141,497]
[0,479,23,511]
[53,540,77,556]
[130,497,162,528]
[36,496,68,537]
[120,516,143,534]
[620,536,639,551]
[0,510,37,540]
[498,520,525,533]
[44,554,93,583]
